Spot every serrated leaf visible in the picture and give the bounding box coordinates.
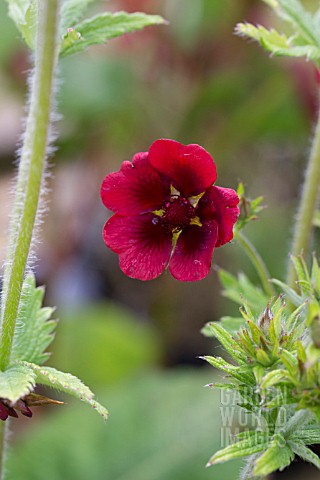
[276,0,320,47]
[284,409,314,438]
[204,322,247,362]
[23,362,108,420]
[236,23,320,60]
[207,432,269,466]
[254,443,294,476]
[11,274,57,365]
[60,0,96,32]
[292,425,320,444]
[202,356,255,386]
[218,270,268,314]
[59,11,166,58]
[0,364,36,403]
[288,440,320,469]
[4,0,36,49]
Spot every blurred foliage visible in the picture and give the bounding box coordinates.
[8,370,240,480]
[0,0,316,361]
[50,303,161,390]
[0,1,319,479]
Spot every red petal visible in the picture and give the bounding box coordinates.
[148,139,217,197]
[101,152,169,215]
[103,214,172,280]
[198,186,240,247]
[169,221,218,281]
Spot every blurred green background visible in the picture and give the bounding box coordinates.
[0,0,319,479]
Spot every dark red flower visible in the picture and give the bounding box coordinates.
[101,139,239,281]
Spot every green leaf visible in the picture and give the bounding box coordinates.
[292,425,320,444]
[4,0,36,49]
[60,0,95,32]
[283,409,314,438]
[202,317,245,335]
[203,322,247,362]
[254,443,294,476]
[207,432,269,466]
[202,356,255,386]
[235,182,265,230]
[0,363,36,402]
[235,23,320,60]
[59,11,166,58]
[220,316,246,332]
[272,278,303,306]
[11,274,57,365]
[288,440,320,469]
[23,362,109,420]
[218,270,268,314]
[276,0,320,47]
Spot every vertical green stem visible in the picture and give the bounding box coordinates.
[0,422,5,480]
[287,92,320,288]
[234,230,275,297]
[0,0,60,370]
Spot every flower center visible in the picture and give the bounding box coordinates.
[162,197,195,231]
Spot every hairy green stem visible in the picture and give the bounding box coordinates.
[234,230,275,298]
[0,422,5,480]
[287,93,320,288]
[0,0,60,370]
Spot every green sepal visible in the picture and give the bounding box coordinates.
[0,363,36,403]
[247,320,263,346]
[11,274,57,365]
[59,11,166,58]
[280,349,299,377]
[260,369,287,388]
[297,339,307,363]
[238,328,256,357]
[256,348,271,367]
[268,303,283,341]
[22,362,109,420]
